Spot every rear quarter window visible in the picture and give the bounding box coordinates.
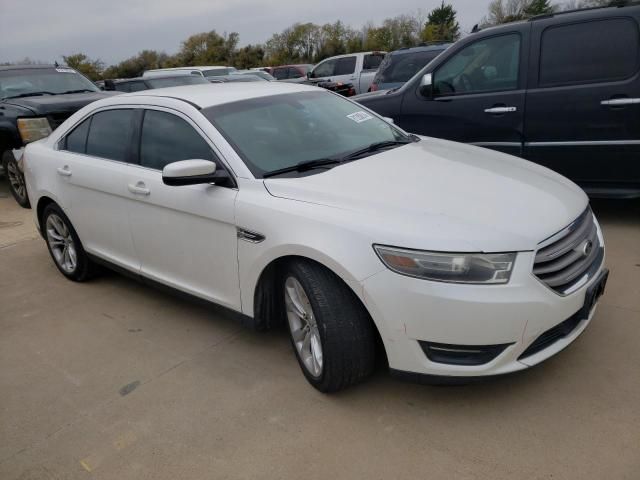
[539,18,640,87]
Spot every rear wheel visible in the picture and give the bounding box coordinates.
[42,203,96,281]
[3,150,30,208]
[283,260,375,392]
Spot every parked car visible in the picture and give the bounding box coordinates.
[308,52,385,94]
[233,70,276,81]
[0,64,116,207]
[268,64,313,81]
[207,74,266,83]
[103,75,209,92]
[24,82,607,392]
[143,66,236,79]
[369,43,450,92]
[354,4,640,198]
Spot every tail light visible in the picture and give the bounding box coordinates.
[348,87,355,96]
[370,83,378,92]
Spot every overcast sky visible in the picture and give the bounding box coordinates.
[0,0,492,66]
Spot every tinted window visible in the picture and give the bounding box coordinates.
[288,67,304,79]
[86,109,134,162]
[335,57,356,75]
[311,59,336,77]
[64,118,91,154]
[363,53,385,71]
[272,68,288,80]
[376,50,443,84]
[140,110,213,170]
[434,34,520,96]
[127,81,148,92]
[539,19,639,87]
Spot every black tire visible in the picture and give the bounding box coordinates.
[2,150,31,208]
[283,260,376,392]
[42,203,96,282]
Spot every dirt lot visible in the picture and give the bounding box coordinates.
[1,179,639,480]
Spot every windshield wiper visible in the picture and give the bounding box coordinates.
[262,158,341,178]
[61,89,96,94]
[3,91,55,100]
[341,139,412,162]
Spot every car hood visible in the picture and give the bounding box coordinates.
[3,91,118,115]
[263,137,588,252]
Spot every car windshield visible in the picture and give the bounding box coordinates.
[203,68,236,77]
[0,68,99,99]
[203,90,409,177]
[147,76,209,88]
[375,50,443,84]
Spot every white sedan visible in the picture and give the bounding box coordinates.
[24,82,608,392]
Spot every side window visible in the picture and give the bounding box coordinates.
[272,68,288,80]
[539,19,639,87]
[85,109,134,162]
[128,81,148,92]
[335,57,357,75]
[140,110,214,170]
[288,67,303,79]
[363,53,384,71]
[64,118,91,154]
[311,59,336,78]
[434,34,521,96]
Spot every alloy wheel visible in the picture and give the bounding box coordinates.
[285,276,323,378]
[45,213,77,273]
[6,160,27,203]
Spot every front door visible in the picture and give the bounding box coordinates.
[399,31,527,157]
[309,56,357,86]
[126,108,241,310]
[524,16,640,191]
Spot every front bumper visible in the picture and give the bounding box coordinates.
[362,250,607,378]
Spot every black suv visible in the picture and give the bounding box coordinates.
[0,65,114,207]
[355,4,640,198]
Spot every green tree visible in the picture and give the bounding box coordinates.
[62,53,104,80]
[177,30,239,66]
[483,0,556,26]
[102,50,170,79]
[234,44,265,69]
[421,2,460,43]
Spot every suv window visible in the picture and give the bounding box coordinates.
[539,19,639,87]
[64,118,91,154]
[288,67,304,79]
[335,57,357,75]
[311,59,336,77]
[376,50,442,84]
[434,34,520,96]
[363,53,385,71]
[272,67,288,80]
[85,109,134,162]
[140,110,214,170]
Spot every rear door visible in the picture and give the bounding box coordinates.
[399,29,528,157]
[524,14,640,190]
[56,108,139,270]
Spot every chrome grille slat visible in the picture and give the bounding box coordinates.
[533,207,602,294]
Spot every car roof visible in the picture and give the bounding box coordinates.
[390,43,451,55]
[113,75,205,83]
[118,82,318,108]
[0,64,64,71]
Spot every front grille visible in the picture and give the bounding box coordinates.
[47,112,73,130]
[533,208,603,294]
[518,310,583,360]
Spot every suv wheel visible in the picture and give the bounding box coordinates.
[42,203,96,281]
[2,150,30,208]
[283,260,375,392]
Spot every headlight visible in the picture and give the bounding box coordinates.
[373,245,516,284]
[17,117,52,144]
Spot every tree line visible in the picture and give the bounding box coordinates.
[5,0,619,80]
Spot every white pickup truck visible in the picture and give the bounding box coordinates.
[307,51,386,94]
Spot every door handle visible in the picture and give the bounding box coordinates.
[601,98,640,106]
[56,166,72,177]
[484,106,517,114]
[128,182,150,196]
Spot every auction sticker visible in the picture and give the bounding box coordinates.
[347,111,373,123]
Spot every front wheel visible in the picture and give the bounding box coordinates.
[2,150,30,208]
[283,260,376,392]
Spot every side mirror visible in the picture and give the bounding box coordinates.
[306,70,312,79]
[419,73,433,98]
[162,159,230,186]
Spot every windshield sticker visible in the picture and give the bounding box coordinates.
[347,111,374,123]
[55,68,75,74]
